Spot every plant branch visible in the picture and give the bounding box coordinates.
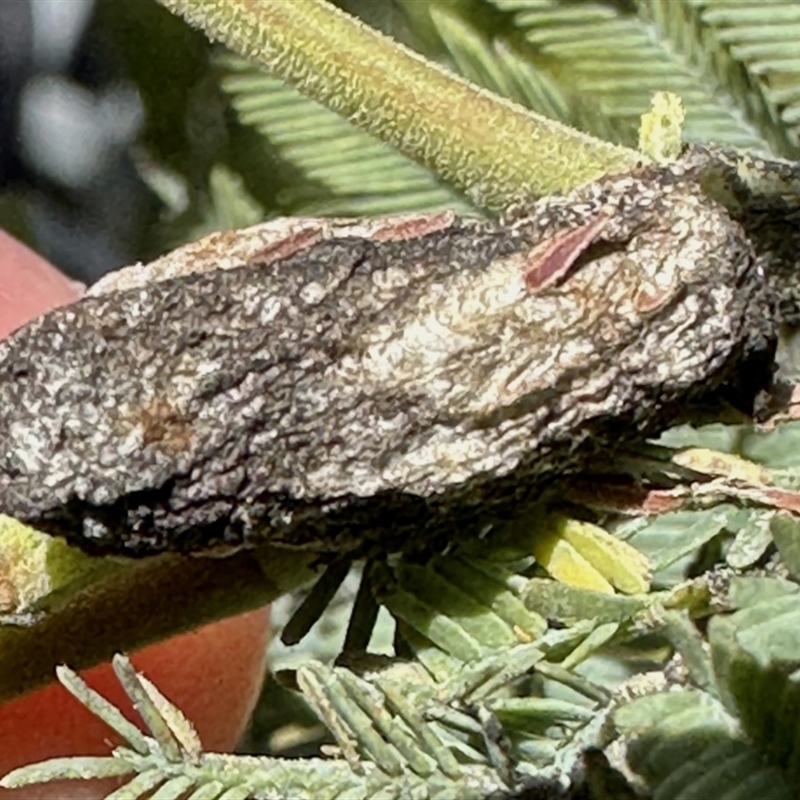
[0,544,316,703]
[157,0,640,210]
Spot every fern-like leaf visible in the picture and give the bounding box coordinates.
[615,579,800,797]
[438,0,773,152]
[642,0,800,157]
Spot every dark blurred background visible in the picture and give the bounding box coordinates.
[0,0,278,283]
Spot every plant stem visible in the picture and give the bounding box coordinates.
[158,0,640,210]
[0,547,316,702]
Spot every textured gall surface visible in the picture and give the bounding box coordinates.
[0,159,778,556]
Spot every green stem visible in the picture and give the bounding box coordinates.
[0,546,316,703]
[157,0,640,210]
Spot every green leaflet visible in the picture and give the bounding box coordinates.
[771,515,800,578]
[616,585,800,796]
[617,692,792,800]
[713,595,800,783]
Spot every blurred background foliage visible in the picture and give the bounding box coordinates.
[3,0,800,793]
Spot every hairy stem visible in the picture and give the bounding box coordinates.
[157,0,640,209]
